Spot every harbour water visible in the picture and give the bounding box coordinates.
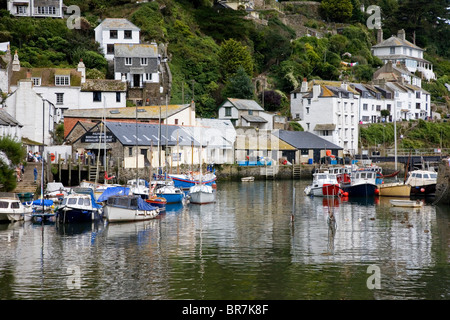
[0,180,449,300]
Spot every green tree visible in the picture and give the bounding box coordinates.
[0,136,25,192]
[218,39,253,80]
[222,66,254,100]
[320,0,353,23]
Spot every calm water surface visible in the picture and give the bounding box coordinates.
[0,180,449,300]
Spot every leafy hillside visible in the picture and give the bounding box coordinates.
[0,0,449,117]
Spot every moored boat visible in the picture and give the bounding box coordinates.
[104,194,160,222]
[390,199,423,208]
[304,172,342,197]
[377,182,411,197]
[56,187,103,223]
[169,172,217,190]
[189,184,215,204]
[405,170,437,197]
[341,169,379,197]
[155,184,185,204]
[0,193,32,222]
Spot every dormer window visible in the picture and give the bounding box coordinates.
[32,78,41,86]
[55,75,70,86]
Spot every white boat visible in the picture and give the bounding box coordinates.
[189,184,215,204]
[241,176,254,182]
[405,170,437,196]
[304,172,342,197]
[104,194,160,222]
[0,193,33,222]
[127,178,150,199]
[155,184,185,204]
[390,199,423,208]
[56,187,103,223]
[44,181,70,202]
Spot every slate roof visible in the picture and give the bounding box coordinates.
[96,18,140,30]
[114,44,158,58]
[241,114,267,123]
[0,109,22,127]
[275,130,342,150]
[226,98,264,111]
[372,35,423,51]
[11,67,82,87]
[81,79,127,92]
[64,104,191,120]
[105,122,201,147]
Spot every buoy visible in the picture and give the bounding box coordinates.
[420,188,425,192]
[344,192,349,197]
[375,189,380,195]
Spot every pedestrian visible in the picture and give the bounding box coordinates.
[34,166,38,183]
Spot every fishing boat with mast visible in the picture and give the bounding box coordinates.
[189,144,216,204]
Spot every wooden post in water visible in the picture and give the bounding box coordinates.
[68,155,72,186]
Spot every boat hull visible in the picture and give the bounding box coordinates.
[378,183,411,197]
[170,175,216,190]
[104,206,159,222]
[306,184,341,197]
[342,183,378,197]
[390,200,423,208]
[56,208,102,223]
[156,193,184,204]
[0,212,24,222]
[410,183,436,197]
[190,191,216,204]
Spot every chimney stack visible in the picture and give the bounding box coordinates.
[12,50,20,72]
[377,28,383,44]
[77,59,86,84]
[301,78,308,93]
[397,29,406,41]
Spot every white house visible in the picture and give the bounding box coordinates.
[350,83,395,124]
[372,29,436,81]
[7,0,64,18]
[3,79,54,145]
[290,79,360,156]
[218,98,273,130]
[94,18,141,61]
[79,79,127,109]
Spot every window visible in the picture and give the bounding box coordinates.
[390,47,395,54]
[110,30,118,39]
[307,99,311,105]
[376,105,381,111]
[363,104,368,111]
[306,107,309,114]
[416,103,421,109]
[248,110,253,115]
[416,91,421,99]
[387,104,391,112]
[175,119,178,125]
[32,78,41,86]
[16,6,27,14]
[125,57,132,66]
[225,107,232,117]
[129,147,133,157]
[145,73,152,81]
[116,92,121,103]
[37,6,56,15]
[322,130,329,136]
[141,58,148,66]
[55,76,69,86]
[124,30,132,39]
[293,93,297,99]
[306,123,310,130]
[107,44,114,54]
[56,93,64,105]
[93,91,102,102]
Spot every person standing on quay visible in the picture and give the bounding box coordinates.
[34,166,38,183]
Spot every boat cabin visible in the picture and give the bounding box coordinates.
[107,195,139,209]
[406,170,437,187]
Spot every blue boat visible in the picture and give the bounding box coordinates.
[341,169,379,197]
[155,184,185,204]
[56,188,103,223]
[169,173,216,190]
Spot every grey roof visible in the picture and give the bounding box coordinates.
[114,44,158,58]
[372,35,423,51]
[226,98,264,111]
[105,122,201,147]
[96,18,140,30]
[241,114,267,123]
[0,109,22,127]
[276,130,342,150]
